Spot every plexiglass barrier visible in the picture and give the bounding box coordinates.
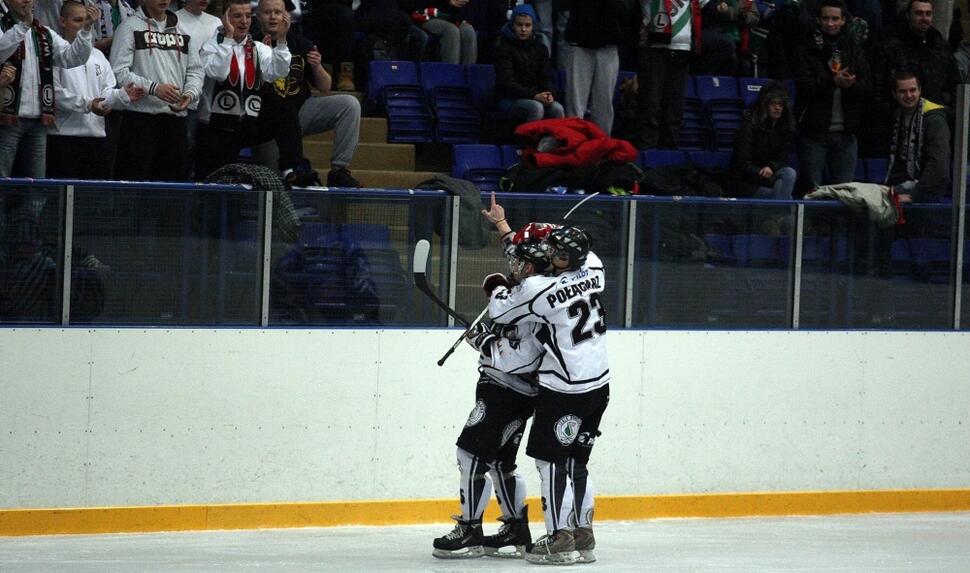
[0,180,965,330]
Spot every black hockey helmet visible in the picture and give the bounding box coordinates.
[507,239,551,280]
[545,226,591,271]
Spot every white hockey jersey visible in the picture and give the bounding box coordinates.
[479,322,543,397]
[488,252,610,394]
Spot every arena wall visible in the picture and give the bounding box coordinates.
[1,328,969,534]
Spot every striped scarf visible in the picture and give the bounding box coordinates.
[0,13,56,126]
[886,98,939,184]
[208,36,262,131]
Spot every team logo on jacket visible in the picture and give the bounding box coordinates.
[2,86,15,107]
[500,419,523,446]
[41,85,53,108]
[464,399,486,428]
[554,415,582,446]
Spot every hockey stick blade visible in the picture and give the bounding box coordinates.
[437,306,489,367]
[412,239,470,327]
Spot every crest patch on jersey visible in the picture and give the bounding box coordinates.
[554,414,582,445]
[500,419,523,446]
[465,399,486,428]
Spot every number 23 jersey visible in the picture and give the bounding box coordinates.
[488,251,609,394]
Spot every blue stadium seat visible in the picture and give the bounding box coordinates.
[500,145,520,167]
[866,158,888,184]
[854,159,867,182]
[452,144,505,191]
[694,75,740,103]
[733,234,784,267]
[739,77,771,107]
[340,224,392,251]
[466,64,496,110]
[687,150,731,170]
[640,149,689,168]
[420,62,480,143]
[367,61,420,111]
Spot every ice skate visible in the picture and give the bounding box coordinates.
[432,516,484,559]
[525,528,576,565]
[573,526,596,563]
[483,505,532,558]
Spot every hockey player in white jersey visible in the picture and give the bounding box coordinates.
[432,237,551,560]
[484,224,610,566]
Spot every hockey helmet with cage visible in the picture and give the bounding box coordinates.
[507,239,551,280]
[545,226,591,271]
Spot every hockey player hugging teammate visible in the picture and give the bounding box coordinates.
[432,229,551,560]
[487,224,610,566]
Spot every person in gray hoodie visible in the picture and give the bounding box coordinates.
[110,0,203,181]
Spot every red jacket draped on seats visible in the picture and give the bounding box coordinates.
[515,117,638,168]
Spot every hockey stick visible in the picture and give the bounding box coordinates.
[562,191,601,220]
[412,239,470,327]
[436,306,489,367]
[412,239,489,367]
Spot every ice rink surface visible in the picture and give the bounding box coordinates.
[2,512,969,572]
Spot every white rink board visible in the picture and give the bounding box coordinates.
[1,329,969,508]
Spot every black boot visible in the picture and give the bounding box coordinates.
[432,516,484,559]
[482,504,532,558]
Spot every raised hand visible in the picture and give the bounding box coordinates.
[277,10,291,41]
[481,191,506,225]
[222,7,235,40]
[83,4,101,31]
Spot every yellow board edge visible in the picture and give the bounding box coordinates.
[2,489,970,537]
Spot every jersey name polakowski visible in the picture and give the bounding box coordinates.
[134,31,190,53]
[488,252,610,395]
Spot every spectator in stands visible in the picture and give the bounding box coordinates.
[563,0,634,135]
[494,4,563,126]
[194,0,305,182]
[302,0,356,90]
[110,0,204,182]
[92,0,135,53]
[635,0,708,149]
[402,0,476,64]
[0,0,96,179]
[885,70,950,203]
[176,0,221,163]
[730,80,797,199]
[30,0,62,32]
[255,0,363,187]
[355,0,426,63]
[877,0,958,110]
[48,0,145,179]
[698,0,760,76]
[792,0,869,190]
[533,0,570,68]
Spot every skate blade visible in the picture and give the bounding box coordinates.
[484,544,526,559]
[576,549,596,563]
[524,550,577,565]
[432,546,485,559]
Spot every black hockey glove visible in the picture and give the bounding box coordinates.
[482,272,511,296]
[465,322,498,357]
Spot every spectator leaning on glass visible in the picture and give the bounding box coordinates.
[792,0,869,190]
[884,70,950,204]
[494,3,564,126]
[730,80,797,199]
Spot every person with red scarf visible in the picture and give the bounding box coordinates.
[193,0,300,182]
[0,0,97,178]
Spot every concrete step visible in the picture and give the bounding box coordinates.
[305,116,388,144]
[305,141,414,171]
[324,169,441,189]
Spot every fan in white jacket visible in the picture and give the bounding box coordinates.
[47,1,144,179]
